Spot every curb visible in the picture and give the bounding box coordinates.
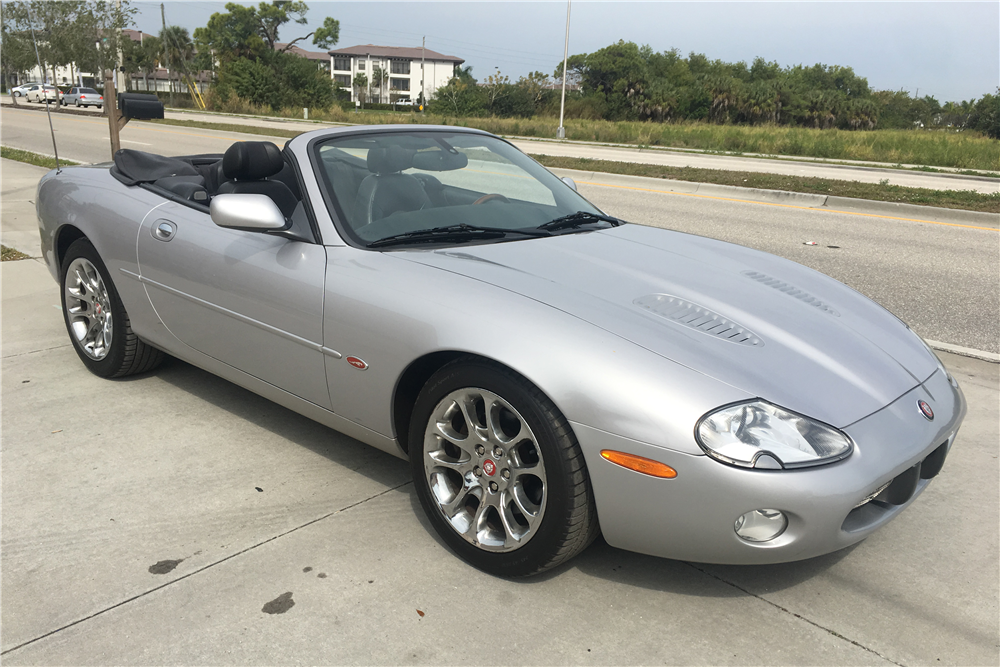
[2,100,104,118]
[926,340,1000,363]
[823,196,998,226]
[509,135,1000,180]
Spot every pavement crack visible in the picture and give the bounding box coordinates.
[0,480,413,656]
[2,344,72,359]
[685,563,906,667]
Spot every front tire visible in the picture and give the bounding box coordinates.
[409,358,598,577]
[61,239,164,378]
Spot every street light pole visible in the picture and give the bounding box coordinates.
[557,0,571,140]
[420,36,425,112]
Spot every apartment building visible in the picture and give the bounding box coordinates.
[327,44,464,104]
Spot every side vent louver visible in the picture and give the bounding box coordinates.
[742,271,840,316]
[633,294,763,347]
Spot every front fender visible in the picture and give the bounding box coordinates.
[321,245,751,456]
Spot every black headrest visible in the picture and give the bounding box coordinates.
[222,141,284,181]
[367,146,415,174]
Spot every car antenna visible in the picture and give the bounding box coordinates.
[25,4,61,173]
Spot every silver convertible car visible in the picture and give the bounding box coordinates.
[36,126,966,577]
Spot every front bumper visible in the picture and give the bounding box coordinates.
[574,367,966,564]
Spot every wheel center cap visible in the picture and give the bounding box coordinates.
[482,459,497,477]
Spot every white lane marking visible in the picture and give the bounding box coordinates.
[121,140,151,146]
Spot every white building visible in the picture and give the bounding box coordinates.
[327,44,464,104]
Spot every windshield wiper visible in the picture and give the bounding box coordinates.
[538,211,623,232]
[367,224,546,249]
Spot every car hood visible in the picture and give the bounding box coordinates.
[400,224,938,428]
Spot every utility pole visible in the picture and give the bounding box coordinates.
[116,0,125,93]
[557,0,571,140]
[161,3,173,107]
[420,36,425,112]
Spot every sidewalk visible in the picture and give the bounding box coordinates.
[0,158,48,258]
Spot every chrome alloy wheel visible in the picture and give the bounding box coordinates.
[63,257,114,360]
[423,388,547,552]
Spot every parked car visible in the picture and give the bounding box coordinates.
[35,126,966,577]
[61,86,103,108]
[25,84,61,104]
[10,82,43,97]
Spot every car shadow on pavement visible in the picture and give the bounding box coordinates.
[150,355,411,489]
[565,536,858,595]
[149,355,855,596]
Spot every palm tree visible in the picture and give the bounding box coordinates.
[139,36,162,93]
[371,65,388,104]
[353,72,368,108]
[159,25,193,107]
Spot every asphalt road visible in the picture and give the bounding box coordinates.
[2,100,998,193]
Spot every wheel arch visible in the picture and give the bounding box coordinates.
[392,350,558,455]
[55,224,88,270]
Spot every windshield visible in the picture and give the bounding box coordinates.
[80,88,99,94]
[313,131,607,249]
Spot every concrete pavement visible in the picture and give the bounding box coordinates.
[2,152,998,664]
[0,159,46,258]
[1,253,997,665]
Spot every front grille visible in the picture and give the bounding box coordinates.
[841,439,950,532]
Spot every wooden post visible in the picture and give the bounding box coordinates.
[106,69,121,158]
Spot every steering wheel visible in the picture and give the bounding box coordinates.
[473,193,511,205]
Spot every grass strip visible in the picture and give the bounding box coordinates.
[147,116,1000,181]
[14,120,993,214]
[1,245,30,261]
[1,146,80,170]
[179,100,1000,171]
[532,155,1000,214]
[144,118,299,140]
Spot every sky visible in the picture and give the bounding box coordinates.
[135,1,1000,102]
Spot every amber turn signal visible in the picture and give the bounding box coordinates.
[600,450,677,478]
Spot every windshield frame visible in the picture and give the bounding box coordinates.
[307,128,604,251]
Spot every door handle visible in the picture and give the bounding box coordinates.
[152,220,176,242]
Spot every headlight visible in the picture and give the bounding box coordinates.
[696,400,852,469]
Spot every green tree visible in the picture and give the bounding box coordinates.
[352,72,368,107]
[967,91,1000,139]
[0,3,36,104]
[194,1,339,62]
[371,64,387,104]
[160,25,193,106]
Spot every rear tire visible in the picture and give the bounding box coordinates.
[60,238,164,378]
[409,357,598,577]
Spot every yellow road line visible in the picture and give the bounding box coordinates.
[584,180,999,232]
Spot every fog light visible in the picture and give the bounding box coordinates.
[735,509,787,542]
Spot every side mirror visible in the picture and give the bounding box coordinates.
[210,194,287,232]
[561,176,578,191]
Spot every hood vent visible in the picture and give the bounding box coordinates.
[742,270,840,316]
[633,294,763,347]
